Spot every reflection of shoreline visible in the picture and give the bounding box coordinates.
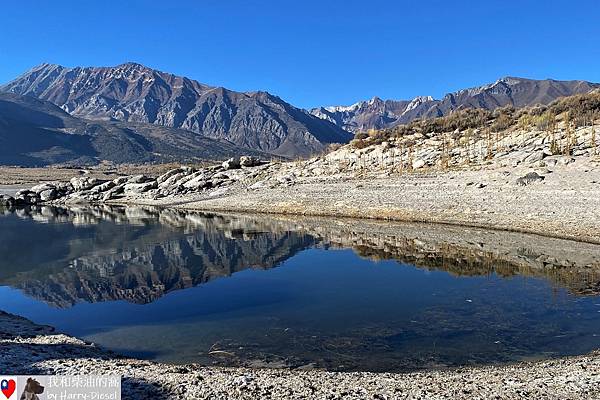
[1,205,600,308]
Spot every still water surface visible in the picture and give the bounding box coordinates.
[0,206,599,371]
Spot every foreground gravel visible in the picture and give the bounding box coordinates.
[1,311,599,399]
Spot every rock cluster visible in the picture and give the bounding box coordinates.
[0,156,268,207]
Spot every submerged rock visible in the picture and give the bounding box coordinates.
[0,194,15,207]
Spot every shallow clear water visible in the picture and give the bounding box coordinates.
[0,206,599,372]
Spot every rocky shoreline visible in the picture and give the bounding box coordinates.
[2,119,600,243]
[1,310,599,399]
[3,144,600,243]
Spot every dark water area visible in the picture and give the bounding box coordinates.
[0,205,599,372]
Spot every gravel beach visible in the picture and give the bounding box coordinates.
[2,311,599,399]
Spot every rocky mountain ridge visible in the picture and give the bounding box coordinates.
[311,77,600,132]
[1,63,352,157]
[0,91,266,166]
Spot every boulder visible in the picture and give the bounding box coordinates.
[183,175,210,190]
[157,168,186,184]
[102,185,124,201]
[240,156,260,167]
[49,182,73,196]
[15,189,34,199]
[39,189,58,202]
[0,195,15,207]
[412,159,426,169]
[89,181,116,194]
[127,175,152,184]
[112,177,129,185]
[159,172,188,188]
[124,181,157,194]
[222,157,241,170]
[516,172,545,186]
[30,183,56,194]
[70,177,101,191]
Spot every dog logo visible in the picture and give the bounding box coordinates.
[19,378,44,400]
[1,379,16,399]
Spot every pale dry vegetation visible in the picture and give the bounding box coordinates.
[345,91,600,172]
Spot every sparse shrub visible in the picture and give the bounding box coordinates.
[491,113,513,132]
[354,132,369,140]
[350,138,371,149]
[533,113,552,131]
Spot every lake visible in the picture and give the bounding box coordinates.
[0,205,599,372]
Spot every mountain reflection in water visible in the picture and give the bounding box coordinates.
[1,205,600,372]
[1,205,599,308]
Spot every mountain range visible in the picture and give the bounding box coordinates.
[1,63,351,159]
[310,77,600,132]
[1,63,598,166]
[0,91,266,166]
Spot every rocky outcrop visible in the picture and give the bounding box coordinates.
[6,118,598,209]
[4,156,270,207]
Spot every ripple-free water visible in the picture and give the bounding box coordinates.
[0,206,599,371]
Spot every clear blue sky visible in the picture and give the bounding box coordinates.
[1,0,599,108]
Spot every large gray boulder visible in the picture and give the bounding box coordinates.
[240,156,261,167]
[127,175,152,184]
[39,189,58,201]
[222,157,241,170]
[89,181,116,194]
[30,183,57,194]
[70,177,101,191]
[157,167,194,184]
[124,181,157,194]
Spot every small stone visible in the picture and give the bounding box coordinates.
[516,172,545,186]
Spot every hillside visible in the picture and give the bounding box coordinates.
[1,63,352,157]
[311,77,599,132]
[0,92,266,166]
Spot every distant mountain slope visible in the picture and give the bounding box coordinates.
[0,92,266,166]
[311,77,600,132]
[1,63,352,157]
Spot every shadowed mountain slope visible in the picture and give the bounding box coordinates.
[0,92,266,166]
